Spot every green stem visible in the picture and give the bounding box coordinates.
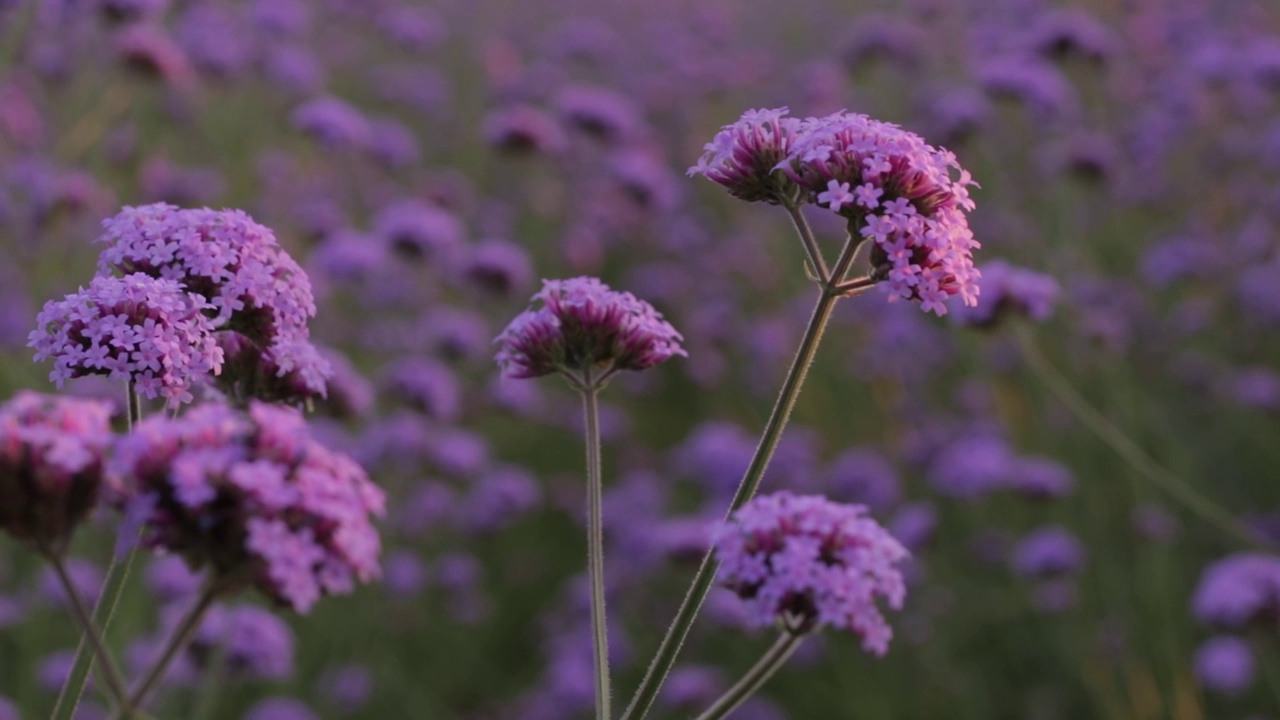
[581,383,611,720]
[47,555,132,714]
[620,232,860,720]
[120,583,221,717]
[785,203,830,283]
[694,633,804,720]
[1015,325,1271,551]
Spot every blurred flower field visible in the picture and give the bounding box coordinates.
[1,0,1280,718]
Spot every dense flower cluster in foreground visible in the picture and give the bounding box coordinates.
[30,273,223,406]
[113,401,385,612]
[713,491,909,653]
[494,276,686,382]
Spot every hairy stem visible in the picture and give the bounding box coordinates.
[48,555,132,715]
[581,383,612,720]
[694,633,804,720]
[621,231,861,720]
[785,204,830,283]
[1015,325,1271,551]
[122,582,220,716]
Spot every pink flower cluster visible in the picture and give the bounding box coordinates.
[691,108,982,315]
[713,491,909,654]
[96,203,330,402]
[782,112,980,314]
[495,276,686,382]
[688,107,800,204]
[29,273,223,406]
[113,401,386,613]
[0,392,114,552]
[952,259,1059,328]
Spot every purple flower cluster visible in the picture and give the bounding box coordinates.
[494,277,685,383]
[952,259,1059,328]
[95,203,330,404]
[712,491,908,654]
[113,401,385,613]
[691,107,981,315]
[1191,553,1280,628]
[29,273,223,406]
[689,107,800,204]
[0,392,113,553]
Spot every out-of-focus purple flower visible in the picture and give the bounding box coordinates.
[1140,236,1218,287]
[928,434,1014,498]
[1194,636,1255,694]
[424,428,490,478]
[660,665,727,710]
[379,358,460,421]
[113,402,385,613]
[243,697,319,720]
[1032,578,1078,614]
[0,594,24,628]
[0,392,113,553]
[39,557,103,609]
[382,549,428,599]
[494,277,685,384]
[263,46,326,96]
[482,105,568,156]
[251,0,310,37]
[1192,553,1280,628]
[554,84,641,142]
[369,64,449,115]
[29,273,223,407]
[1237,257,1280,324]
[1011,526,1085,577]
[1026,9,1116,64]
[1005,457,1074,500]
[824,448,901,511]
[463,465,541,533]
[1224,367,1280,411]
[38,650,79,692]
[146,555,203,603]
[290,96,371,150]
[920,87,991,147]
[395,480,455,537]
[978,57,1076,118]
[689,107,799,204]
[98,0,167,22]
[191,604,295,681]
[114,25,195,87]
[952,259,1058,327]
[888,502,937,553]
[140,157,225,206]
[372,199,464,261]
[318,664,372,713]
[0,694,16,720]
[781,110,981,314]
[462,239,533,296]
[840,15,925,71]
[669,421,752,498]
[714,491,908,651]
[366,118,421,169]
[376,6,444,51]
[174,5,254,79]
[611,148,679,211]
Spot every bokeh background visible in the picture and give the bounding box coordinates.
[1,0,1279,718]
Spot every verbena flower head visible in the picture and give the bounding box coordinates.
[1192,553,1280,628]
[953,259,1059,328]
[29,273,223,406]
[113,401,385,613]
[96,203,317,345]
[780,110,981,315]
[0,392,113,553]
[689,107,800,204]
[1194,636,1255,695]
[494,277,686,385]
[712,491,909,653]
[216,331,331,407]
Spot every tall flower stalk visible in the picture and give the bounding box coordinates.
[495,277,687,719]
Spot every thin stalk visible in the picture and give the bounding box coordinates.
[47,555,132,712]
[785,204,830,283]
[581,382,611,720]
[121,583,221,717]
[1015,325,1271,551]
[128,383,142,429]
[694,633,804,720]
[620,232,861,720]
